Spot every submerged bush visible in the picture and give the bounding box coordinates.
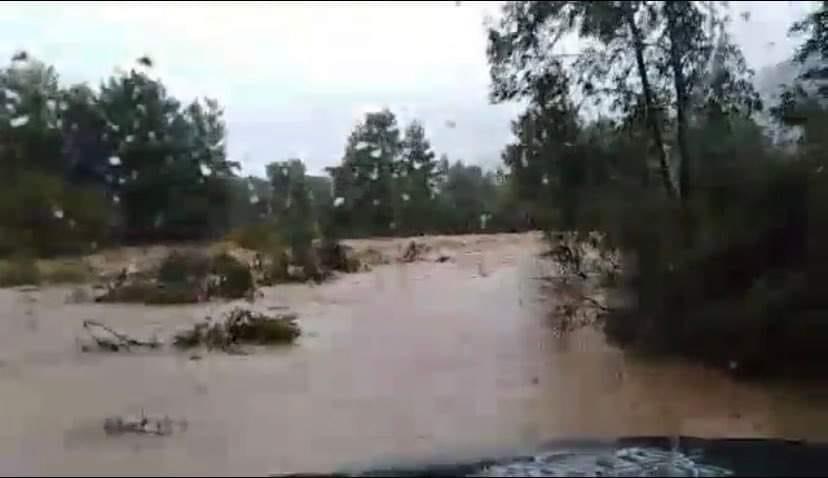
[210,252,253,298]
[158,250,211,284]
[173,307,300,350]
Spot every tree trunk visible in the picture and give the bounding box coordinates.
[665,2,692,202]
[624,4,676,198]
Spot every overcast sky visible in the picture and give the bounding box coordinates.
[0,1,819,176]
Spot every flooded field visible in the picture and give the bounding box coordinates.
[2,232,828,475]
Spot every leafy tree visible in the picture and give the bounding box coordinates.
[397,120,438,233]
[330,109,401,236]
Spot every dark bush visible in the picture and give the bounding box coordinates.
[158,250,211,284]
[210,252,254,298]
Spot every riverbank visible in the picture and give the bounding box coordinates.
[1,232,828,475]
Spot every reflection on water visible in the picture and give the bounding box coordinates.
[1,233,827,475]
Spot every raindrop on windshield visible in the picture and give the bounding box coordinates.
[200,163,212,176]
[542,174,549,185]
[333,197,345,207]
[401,193,410,202]
[52,207,64,219]
[112,194,121,204]
[370,149,382,158]
[10,115,29,128]
[355,141,370,151]
[109,156,121,166]
[125,134,135,143]
[520,150,528,167]
[249,194,260,204]
[372,199,380,206]
[4,89,20,102]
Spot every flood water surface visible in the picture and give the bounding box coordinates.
[2,233,828,475]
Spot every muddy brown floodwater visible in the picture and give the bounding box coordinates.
[2,232,828,475]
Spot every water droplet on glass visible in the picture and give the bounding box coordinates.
[46,99,57,111]
[390,221,397,230]
[391,172,398,179]
[370,167,379,181]
[113,194,121,204]
[52,207,64,219]
[563,142,574,147]
[109,156,121,166]
[133,118,140,130]
[131,170,139,180]
[400,169,408,178]
[200,163,212,176]
[479,213,489,230]
[355,141,370,151]
[818,166,824,174]
[59,101,68,111]
[445,120,456,129]
[282,167,289,177]
[370,148,382,158]
[412,162,422,170]
[125,134,135,143]
[4,89,20,102]
[153,213,164,229]
[68,219,77,229]
[55,118,62,129]
[118,177,126,184]
[520,150,528,167]
[542,174,549,185]
[137,104,147,115]
[247,181,255,192]
[372,199,380,206]
[249,194,260,204]
[333,197,345,207]
[10,115,29,128]
[401,193,410,202]
[147,131,156,141]
[110,123,120,132]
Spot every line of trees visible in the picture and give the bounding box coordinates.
[488,0,828,376]
[0,55,535,260]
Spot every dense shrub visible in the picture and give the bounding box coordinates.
[158,250,211,284]
[210,252,254,298]
[598,156,828,377]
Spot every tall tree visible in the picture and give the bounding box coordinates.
[398,120,438,233]
[331,109,401,236]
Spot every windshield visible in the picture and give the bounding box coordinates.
[1,1,827,476]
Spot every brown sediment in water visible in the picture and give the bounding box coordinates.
[1,232,828,476]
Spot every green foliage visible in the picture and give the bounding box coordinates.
[226,222,283,252]
[0,255,40,287]
[487,1,828,377]
[40,260,93,284]
[210,253,253,299]
[157,250,211,285]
